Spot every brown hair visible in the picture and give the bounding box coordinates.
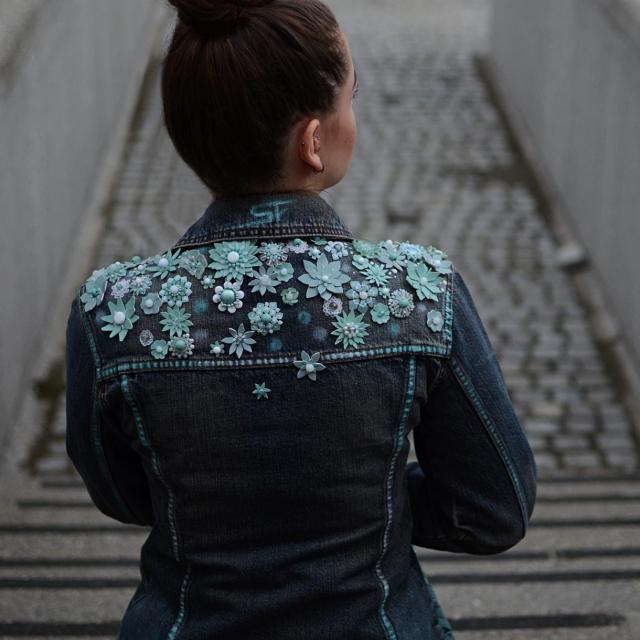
[162,0,348,196]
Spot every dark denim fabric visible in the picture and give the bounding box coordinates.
[65,190,538,640]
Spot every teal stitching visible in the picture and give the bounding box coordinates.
[450,359,529,535]
[97,344,448,381]
[375,355,416,639]
[441,274,453,355]
[78,300,138,522]
[120,374,181,561]
[167,563,191,640]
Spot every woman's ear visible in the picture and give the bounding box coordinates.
[298,118,324,173]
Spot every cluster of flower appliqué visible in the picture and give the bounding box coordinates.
[81,236,452,396]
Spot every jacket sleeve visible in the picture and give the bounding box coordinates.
[64,295,154,527]
[406,269,538,554]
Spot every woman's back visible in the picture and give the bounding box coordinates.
[65,190,537,639]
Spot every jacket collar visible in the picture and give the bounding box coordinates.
[172,189,354,249]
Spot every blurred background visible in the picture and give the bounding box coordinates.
[1,0,640,638]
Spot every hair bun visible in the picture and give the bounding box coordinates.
[169,0,275,37]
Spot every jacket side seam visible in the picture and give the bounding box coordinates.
[77,298,138,523]
[120,374,183,561]
[167,563,192,640]
[375,354,417,640]
[96,344,449,381]
[449,358,529,536]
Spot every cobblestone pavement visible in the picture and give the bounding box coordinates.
[2,1,640,639]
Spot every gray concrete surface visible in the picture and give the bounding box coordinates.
[1,0,640,638]
[490,0,640,428]
[0,0,163,450]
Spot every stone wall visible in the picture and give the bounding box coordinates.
[490,0,640,368]
[0,0,163,442]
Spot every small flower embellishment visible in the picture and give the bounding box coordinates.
[212,280,244,313]
[325,240,350,259]
[371,303,391,324]
[140,292,162,315]
[248,301,283,335]
[258,241,289,266]
[287,238,309,253]
[150,339,169,360]
[293,350,326,381]
[160,307,194,337]
[280,287,299,306]
[423,245,453,274]
[104,261,128,283]
[352,239,378,258]
[209,340,225,356]
[208,240,260,283]
[388,289,415,318]
[322,296,343,317]
[363,263,390,287]
[149,250,182,279]
[169,334,195,358]
[100,297,139,342]
[160,275,192,308]
[110,278,130,300]
[81,274,107,311]
[222,323,256,358]
[352,254,371,270]
[139,329,155,347]
[248,265,280,295]
[377,240,408,271]
[406,262,443,302]
[427,309,444,333]
[273,262,294,283]
[297,253,350,300]
[178,250,208,279]
[252,382,271,399]
[201,274,215,289]
[345,280,378,313]
[129,274,153,295]
[330,310,370,349]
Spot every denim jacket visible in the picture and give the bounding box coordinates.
[65,190,538,640]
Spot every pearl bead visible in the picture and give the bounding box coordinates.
[227,251,240,263]
[158,257,169,269]
[113,311,126,325]
[144,299,154,308]
[305,363,315,373]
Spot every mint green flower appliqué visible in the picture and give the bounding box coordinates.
[371,303,391,324]
[150,339,169,360]
[110,279,130,300]
[169,334,195,358]
[248,265,280,295]
[208,240,260,283]
[377,240,408,271]
[426,309,444,332]
[406,262,443,302]
[222,323,256,358]
[388,289,415,318]
[345,280,378,313]
[149,250,182,279]
[81,274,107,311]
[209,341,225,356]
[140,292,162,315]
[272,262,294,283]
[213,280,245,313]
[363,263,390,287]
[330,310,370,349]
[423,245,453,274]
[160,307,193,337]
[258,241,289,266]
[100,297,139,342]
[129,274,153,295]
[293,350,326,381]
[352,239,378,258]
[297,253,350,300]
[252,382,271,399]
[248,301,283,335]
[280,287,299,306]
[178,250,208,279]
[160,275,192,308]
[104,261,128,283]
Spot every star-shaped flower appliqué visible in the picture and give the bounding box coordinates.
[208,240,261,283]
[149,250,182,280]
[330,310,370,349]
[252,382,271,399]
[293,350,326,381]
[160,307,194,337]
[221,323,256,358]
[248,265,280,295]
[406,262,444,302]
[81,273,107,311]
[297,253,350,300]
[100,297,139,342]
